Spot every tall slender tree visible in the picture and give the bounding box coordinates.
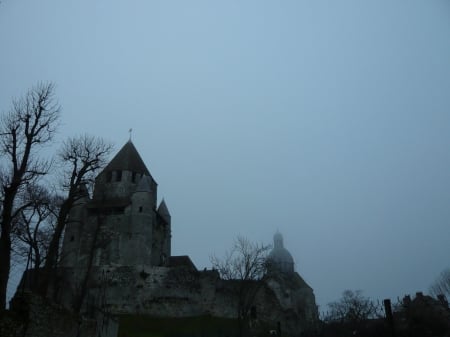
[0,83,60,312]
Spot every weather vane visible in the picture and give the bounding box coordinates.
[129,128,133,141]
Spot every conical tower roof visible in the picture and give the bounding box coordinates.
[103,141,151,176]
[157,199,171,222]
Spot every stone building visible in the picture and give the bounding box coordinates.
[60,140,171,270]
[54,141,318,336]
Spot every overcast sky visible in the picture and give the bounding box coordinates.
[1,1,450,310]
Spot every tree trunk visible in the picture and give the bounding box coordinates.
[0,231,11,314]
[39,199,72,297]
[0,188,17,313]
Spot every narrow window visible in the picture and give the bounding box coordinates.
[132,172,137,183]
[116,170,122,182]
[70,235,75,242]
[139,206,143,213]
[106,171,112,182]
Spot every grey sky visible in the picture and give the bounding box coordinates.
[1,1,450,310]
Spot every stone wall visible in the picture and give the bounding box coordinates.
[11,266,317,337]
[59,264,318,336]
[1,292,97,337]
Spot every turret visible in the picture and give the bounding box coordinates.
[157,199,171,224]
[126,176,157,266]
[155,199,171,265]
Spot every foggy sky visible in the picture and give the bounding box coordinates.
[1,1,450,310]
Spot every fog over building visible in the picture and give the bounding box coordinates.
[48,141,319,336]
[267,232,295,274]
[2,0,450,311]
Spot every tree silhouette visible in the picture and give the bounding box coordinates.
[210,236,270,337]
[0,83,59,312]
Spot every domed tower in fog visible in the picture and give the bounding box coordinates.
[267,231,295,274]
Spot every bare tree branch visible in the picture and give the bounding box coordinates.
[430,268,450,299]
[11,184,56,272]
[210,236,269,281]
[210,236,270,337]
[40,135,113,296]
[325,290,381,326]
[0,82,59,312]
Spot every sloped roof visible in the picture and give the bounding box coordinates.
[157,199,171,221]
[169,256,197,270]
[103,141,151,176]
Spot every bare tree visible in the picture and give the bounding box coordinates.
[0,83,59,311]
[210,236,270,336]
[12,184,56,271]
[40,134,113,296]
[325,290,381,325]
[430,268,450,299]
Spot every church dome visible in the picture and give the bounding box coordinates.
[267,232,294,274]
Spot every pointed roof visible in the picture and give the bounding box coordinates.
[168,256,196,270]
[103,141,151,176]
[157,199,171,222]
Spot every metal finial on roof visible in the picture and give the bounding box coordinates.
[128,128,133,142]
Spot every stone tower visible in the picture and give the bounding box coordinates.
[60,140,171,270]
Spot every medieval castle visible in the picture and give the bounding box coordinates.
[20,141,318,336]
